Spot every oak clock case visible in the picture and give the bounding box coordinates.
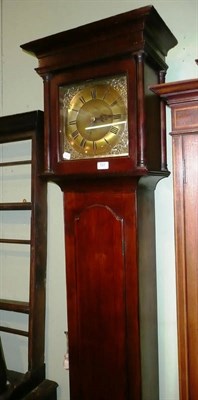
[60,74,129,160]
[21,5,177,400]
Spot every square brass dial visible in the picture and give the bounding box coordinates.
[59,74,129,160]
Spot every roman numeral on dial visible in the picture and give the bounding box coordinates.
[71,130,79,139]
[110,126,119,135]
[80,138,87,148]
[91,88,97,99]
[93,141,97,151]
[110,96,122,107]
[79,96,86,104]
[113,114,122,120]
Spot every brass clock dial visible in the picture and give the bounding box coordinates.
[59,75,129,160]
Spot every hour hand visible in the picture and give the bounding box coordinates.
[94,114,112,123]
[97,114,122,122]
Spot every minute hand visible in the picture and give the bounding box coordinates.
[86,119,126,131]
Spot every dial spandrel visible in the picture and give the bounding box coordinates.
[59,75,129,160]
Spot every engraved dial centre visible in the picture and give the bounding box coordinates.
[76,99,113,140]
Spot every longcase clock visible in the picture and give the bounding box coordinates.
[21,6,177,400]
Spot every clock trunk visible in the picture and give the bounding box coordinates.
[62,176,159,400]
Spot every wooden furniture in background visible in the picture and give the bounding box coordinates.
[0,111,57,399]
[0,337,7,394]
[151,74,198,400]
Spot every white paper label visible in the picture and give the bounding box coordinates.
[63,151,71,160]
[97,161,109,170]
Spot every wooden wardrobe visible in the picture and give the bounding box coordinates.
[151,69,198,400]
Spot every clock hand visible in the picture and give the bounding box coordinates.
[100,114,112,122]
[95,114,124,122]
[86,114,126,132]
[93,114,112,123]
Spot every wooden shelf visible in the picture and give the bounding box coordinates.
[0,299,30,337]
[0,238,31,244]
[0,299,30,313]
[0,202,32,210]
[0,299,29,337]
[0,326,29,337]
[0,160,31,167]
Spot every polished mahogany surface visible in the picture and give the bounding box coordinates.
[21,6,178,399]
[62,176,160,400]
